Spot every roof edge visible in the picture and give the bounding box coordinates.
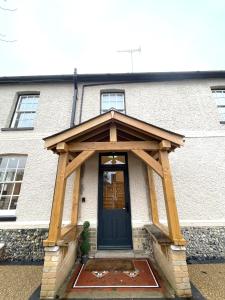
[1,70,225,84]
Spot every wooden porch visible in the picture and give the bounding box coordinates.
[43,110,186,248]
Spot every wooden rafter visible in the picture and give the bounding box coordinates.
[44,110,184,149]
[116,125,150,141]
[113,112,184,146]
[77,126,109,142]
[131,149,163,177]
[65,150,95,178]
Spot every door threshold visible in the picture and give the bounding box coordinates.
[94,250,135,258]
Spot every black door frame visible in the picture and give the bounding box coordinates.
[97,152,133,249]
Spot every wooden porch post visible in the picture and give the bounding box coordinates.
[47,152,69,245]
[146,166,159,224]
[71,166,81,226]
[159,150,184,244]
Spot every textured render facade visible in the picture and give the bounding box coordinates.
[0,73,225,264]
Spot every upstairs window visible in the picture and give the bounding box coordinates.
[0,155,27,215]
[101,92,125,114]
[10,94,39,128]
[212,90,225,123]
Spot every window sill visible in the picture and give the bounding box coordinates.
[0,210,16,221]
[1,127,34,131]
[0,216,16,221]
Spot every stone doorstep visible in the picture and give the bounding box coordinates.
[94,250,135,258]
[93,250,150,259]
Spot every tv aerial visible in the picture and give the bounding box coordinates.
[117,47,141,72]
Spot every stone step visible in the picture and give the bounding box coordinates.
[94,250,135,258]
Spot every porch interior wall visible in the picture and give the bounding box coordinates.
[128,152,151,227]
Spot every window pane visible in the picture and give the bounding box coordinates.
[0,157,7,169]
[13,183,21,195]
[0,196,10,209]
[0,156,26,211]
[17,113,34,128]
[10,196,18,210]
[0,171,5,182]
[101,155,125,165]
[11,95,39,128]
[101,93,125,113]
[8,157,18,168]
[2,183,14,195]
[15,169,24,181]
[103,171,125,209]
[5,170,16,182]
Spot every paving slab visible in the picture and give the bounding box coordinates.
[188,263,225,300]
[0,265,43,300]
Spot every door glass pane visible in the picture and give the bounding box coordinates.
[103,171,125,209]
[101,155,125,165]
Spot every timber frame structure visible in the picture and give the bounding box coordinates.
[43,109,186,248]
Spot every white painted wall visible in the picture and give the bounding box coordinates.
[1,78,225,229]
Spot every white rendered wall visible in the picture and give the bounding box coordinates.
[1,79,225,229]
[0,83,73,228]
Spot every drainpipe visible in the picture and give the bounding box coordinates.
[70,68,78,127]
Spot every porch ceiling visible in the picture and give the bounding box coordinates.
[43,110,185,150]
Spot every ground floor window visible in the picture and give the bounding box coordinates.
[0,155,27,216]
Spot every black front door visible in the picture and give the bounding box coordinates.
[98,153,132,249]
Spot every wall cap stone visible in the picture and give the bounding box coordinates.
[171,245,186,251]
[44,246,59,252]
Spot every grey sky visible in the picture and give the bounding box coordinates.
[1,0,225,76]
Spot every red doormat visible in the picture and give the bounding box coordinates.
[73,259,159,288]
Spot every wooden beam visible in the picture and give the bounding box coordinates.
[65,150,95,178]
[160,140,171,150]
[131,149,163,177]
[56,142,69,153]
[147,166,159,224]
[71,166,81,225]
[77,126,109,142]
[45,112,112,148]
[110,124,117,142]
[117,125,150,141]
[68,141,160,152]
[60,224,76,239]
[159,150,185,245]
[46,152,69,245]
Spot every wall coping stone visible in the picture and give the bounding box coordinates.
[44,246,59,252]
[171,245,186,251]
[145,224,172,245]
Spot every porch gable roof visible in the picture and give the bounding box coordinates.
[43,110,185,150]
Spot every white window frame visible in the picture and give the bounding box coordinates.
[212,89,225,123]
[10,94,39,128]
[101,92,125,114]
[0,155,27,217]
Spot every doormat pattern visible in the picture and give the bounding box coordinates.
[73,259,159,288]
[85,259,135,272]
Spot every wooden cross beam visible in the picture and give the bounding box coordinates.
[68,141,162,152]
[65,150,95,178]
[131,149,163,177]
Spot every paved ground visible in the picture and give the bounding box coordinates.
[188,263,225,300]
[0,265,43,300]
[0,263,224,300]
